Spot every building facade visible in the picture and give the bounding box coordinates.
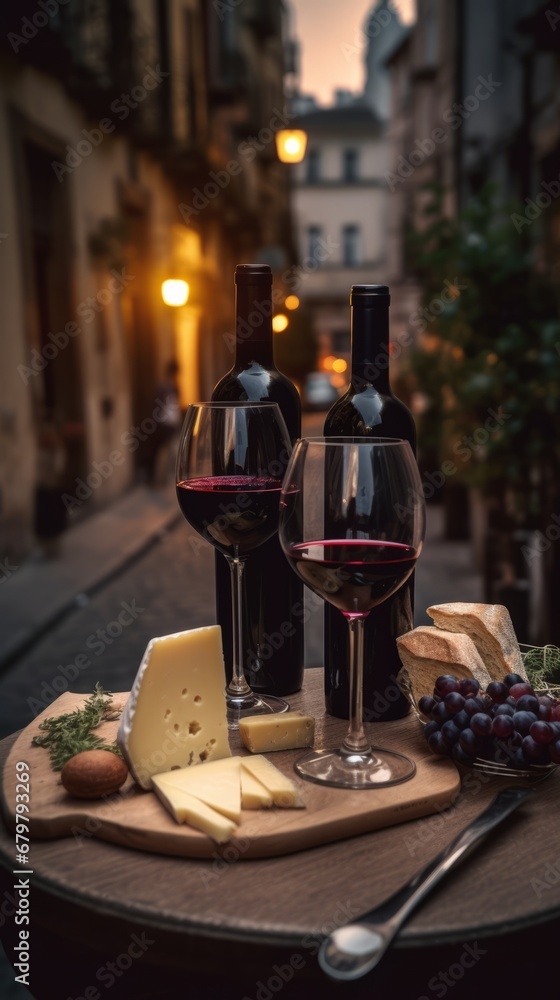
[0,0,292,556]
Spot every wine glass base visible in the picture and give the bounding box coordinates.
[227,694,289,730]
[294,747,416,789]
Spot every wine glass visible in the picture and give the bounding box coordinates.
[279,437,425,788]
[176,401,292,728]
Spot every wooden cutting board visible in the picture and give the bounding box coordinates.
[1,688,460,859]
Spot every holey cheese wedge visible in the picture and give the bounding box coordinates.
[239,711,315,753]
[154,758,241,822]
[118,625,231,789]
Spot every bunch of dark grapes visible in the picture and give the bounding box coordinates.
[419,673,560,769]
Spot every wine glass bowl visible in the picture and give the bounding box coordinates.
[176,402,293,727]
[280,437,426,788]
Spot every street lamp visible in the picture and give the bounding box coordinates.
[275,129,307,164]
[272,314,289,333]
[161,279,189,307]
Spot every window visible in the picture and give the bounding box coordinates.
[306,148,320,182]
[343,149,359,182]
[308,226,324,263]
[342,225,361,267]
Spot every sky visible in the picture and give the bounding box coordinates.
[290,0,416,106]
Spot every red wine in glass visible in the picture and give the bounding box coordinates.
[286,540,418,616]
[177,476,283,558]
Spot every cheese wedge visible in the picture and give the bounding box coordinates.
[239,711,315,753]
[240,755,305,808]
[240,767,273,809]
[152,782,236,843]
[154,758,241,822]
[117,625,231,789]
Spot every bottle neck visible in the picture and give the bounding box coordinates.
[351,304,391,393]
[235,283,275,367]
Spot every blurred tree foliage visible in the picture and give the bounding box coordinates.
[406,183,560,526]
[272,303,318,386]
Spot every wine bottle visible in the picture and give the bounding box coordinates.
[323,284,416,721]
[212,264,304,695]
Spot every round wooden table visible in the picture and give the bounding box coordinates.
[0,669,559,1000]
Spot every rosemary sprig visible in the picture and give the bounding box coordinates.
[522,645,560,695]
[32,683,123,770]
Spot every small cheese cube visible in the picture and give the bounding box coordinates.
[117,625,231,789]
[239,711,315,753]
[154,758,241,822]
[152,781,236,843]
[241,755,305,808]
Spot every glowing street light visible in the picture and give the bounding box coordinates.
[275,129,308,164]
[285,295,300,310]
[162,279,189,307]
[332,358,348,373]
[272,314,289,333]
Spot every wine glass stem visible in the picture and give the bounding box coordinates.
[341,615,371,756]
[226,556,252,699]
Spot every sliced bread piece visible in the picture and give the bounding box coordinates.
[426,603,526,682]
[396,625,493,710]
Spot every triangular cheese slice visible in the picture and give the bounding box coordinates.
[240,756,304,808]
[240,767,273,809]
[152,780,236,843]
[154,758,241,822]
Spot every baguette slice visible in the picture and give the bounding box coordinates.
[427,603,526,682]
[396,625,493,711]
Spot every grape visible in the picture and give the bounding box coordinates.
[492,715,514,739]
[471,713,492,736]
[435,675,460,696]
[516,694,539,715]
[464,697,484,717]
[529,721,555,745]
[428,731,448,755]
[452,745,476,766]
[504,673,524,688]
[453,709,470,730]
[424,720,440,739]
[495,704,514,717]
[512,711,538,736]
[509,683,535,701]
[444,692,465,714]
[458,678,480,697]
[550,739,560,765]
[419,695,437,716]
[538,703,552,721]
[551,706,560,723]
[459,729,480,754]
[486,681,509,704]
[522,736,550,764]
[432,702,451,724]
[441,720,461,746]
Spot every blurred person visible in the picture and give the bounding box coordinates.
[34,410,67,558]
[147,359,182,486]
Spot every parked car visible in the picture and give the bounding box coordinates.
[303,372,340,411]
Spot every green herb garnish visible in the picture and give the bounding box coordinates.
[522,645,560,695]
[32,683,122,770]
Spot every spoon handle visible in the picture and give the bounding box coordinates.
[319,787,533,981]
[362,786,533,931]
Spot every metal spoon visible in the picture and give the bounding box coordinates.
[319,786,533,981]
